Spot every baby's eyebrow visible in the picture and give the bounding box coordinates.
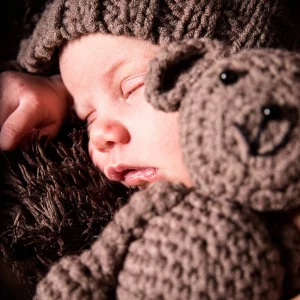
[103,59,128,80]
[99,58,134,92]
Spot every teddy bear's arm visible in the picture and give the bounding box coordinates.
[34,182,188,300]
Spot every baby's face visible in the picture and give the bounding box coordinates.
[60,33,191,188]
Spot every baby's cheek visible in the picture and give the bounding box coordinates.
[87,140,92,155]
[88,142,104,171]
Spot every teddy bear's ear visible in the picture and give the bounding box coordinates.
[145,38,229,112]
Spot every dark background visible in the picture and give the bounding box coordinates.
[0,1,46,63]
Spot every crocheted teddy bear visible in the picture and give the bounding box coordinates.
[34,39,300,300]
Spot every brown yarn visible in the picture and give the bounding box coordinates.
[145,39,300,298]
[147,39,300,212]
[35,182,284,300]
[17,0,300,74]
[35,182,189,299]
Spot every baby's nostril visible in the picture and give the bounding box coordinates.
[261,104,283,121]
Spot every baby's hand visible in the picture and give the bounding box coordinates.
[0,71,72,151]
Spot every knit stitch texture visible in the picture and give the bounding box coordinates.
[17,0,300,74]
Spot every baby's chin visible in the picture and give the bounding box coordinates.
[120,180,152,191]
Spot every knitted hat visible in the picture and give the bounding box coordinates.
[18,0,300,74]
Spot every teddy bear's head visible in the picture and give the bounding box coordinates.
[146,39,300,211]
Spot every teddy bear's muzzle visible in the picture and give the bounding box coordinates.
[234,103,298,156]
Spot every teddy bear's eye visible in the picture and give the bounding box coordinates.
[219,70,239,85]
[261,104,283,121]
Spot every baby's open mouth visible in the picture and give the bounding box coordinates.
[106,166,158,186]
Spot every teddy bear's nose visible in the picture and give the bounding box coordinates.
[235,104,298,157]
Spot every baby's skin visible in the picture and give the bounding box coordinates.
[0,72,71,150]
[0,33,191,188]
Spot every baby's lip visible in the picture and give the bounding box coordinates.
[106,165,158,186]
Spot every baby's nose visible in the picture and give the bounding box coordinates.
[89,119,130,152]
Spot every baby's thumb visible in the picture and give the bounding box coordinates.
[0,105,58,151]
[0,113,35,151]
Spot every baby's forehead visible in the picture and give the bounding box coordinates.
[59,33,160,81]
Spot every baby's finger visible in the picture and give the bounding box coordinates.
[0,104,43,151]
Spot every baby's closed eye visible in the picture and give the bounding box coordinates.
[121,73,145,100]
[85,111,97,130]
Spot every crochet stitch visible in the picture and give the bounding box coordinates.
[33,39,300,299]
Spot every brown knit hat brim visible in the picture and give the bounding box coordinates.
[17,0,300,74]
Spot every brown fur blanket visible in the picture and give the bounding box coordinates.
[0,114,134,299]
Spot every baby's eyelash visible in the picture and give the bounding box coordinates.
[121,74,145,100]
[85,121,92,132]
[85,111,96,129]
[123,83,144,99]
